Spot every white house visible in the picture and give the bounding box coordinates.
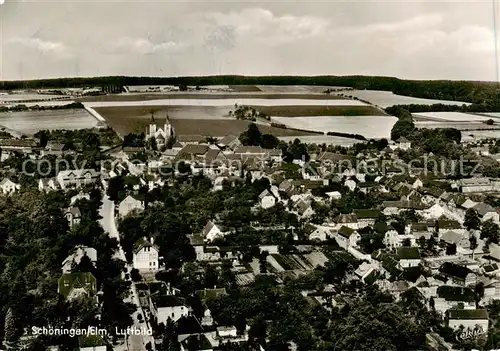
[344,179,357,192]
[56,169,100,190]
[397,247,421,268]
[334,226,361,249]
[203,221,228,242]
[325,191,342,200]
[304,224,332,242]
[133,237,159,272]
[0,178,20,194]
[259,189,276,209]
[395,137,411,150]
[447,309,489,333]
[151,295,190,324]
[118,194,145,217]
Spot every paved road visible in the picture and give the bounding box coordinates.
[100,195,155,350]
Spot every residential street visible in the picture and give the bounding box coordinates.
[100,195,156,351]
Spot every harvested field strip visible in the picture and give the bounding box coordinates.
[253,105,385,117]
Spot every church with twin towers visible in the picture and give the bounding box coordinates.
[145,111,175,147]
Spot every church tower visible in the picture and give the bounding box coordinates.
[148,112,157,136]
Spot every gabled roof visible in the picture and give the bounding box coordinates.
[397,247,421,260]
[437,286,475,302]
[0,178,17,186]
[448,309,488,320]
[437,219,462,230]
[396,137,410,143]
[335,213,357,223]
[338,226,356,238]
[259,189,273,199]
[218,135,238,146]
[353,209,381,219]
[133,237,159,253]
[472,202,497,217]
[440,230,462,245]
[439,262,472,280]
[58,272,97,298]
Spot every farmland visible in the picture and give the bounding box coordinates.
[83,97,360,108]
[337,89,471,108]
[79,92,346,103]
[0,109,99,135]
[412,112,496,122]
[253,105,385,117]
[95,106,321,137]
[271,116,398,139]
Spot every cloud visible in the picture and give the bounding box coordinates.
[8,37,71,58]
[198,8,330,45]
[111,37,185,55]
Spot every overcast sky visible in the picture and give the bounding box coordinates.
[1,0,499,81]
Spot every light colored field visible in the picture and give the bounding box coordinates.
[0,93,67,102]
[412,112,493,122]
[84,98,366,108]
[462,130,500,141]
[3,100,76,107]
[271,116,397,139]
[0,109,98,135]
[478,112,500,119]
[337,90,471,108]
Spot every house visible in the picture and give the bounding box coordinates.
[353,209,380,228]
[383,229,416,249]
[296,200,314,218]
[344,178,357,192]
[458,178,494,193]
[472,202,499,223]
[179,334,213,351]
[62,246,97,273]
[133,237,160,272]
[325,191,342,200]
[333,214,358,230]
[439,262,476,286]
[354,262,377,283]
[217,135,242,150]
[56,169,100,190]
[64,206,82,229]
[151,295,190,323]
[58,272,97,301]
[0,178,20,194]
[259,189,276,209]
[434,286,476,313]
[334,226,361,249]
[447,309,489,333]
[118,194,145,217]
[38,177,60,192]
[203,221,228,242]
[397,247,421,268]
[304,224,332,242]
[395,137,411,150]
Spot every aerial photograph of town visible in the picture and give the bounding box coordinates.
[1,0,500,350]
